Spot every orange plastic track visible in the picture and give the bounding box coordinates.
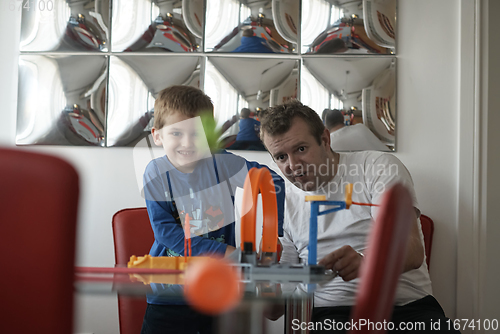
[240,168,278,253]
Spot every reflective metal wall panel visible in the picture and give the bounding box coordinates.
[17,55,108,145]
[20,0,110,52]
[206,57,298,124]
[107,55,201,146]
[111,0,203,52]
[301,0,396,54]
[205,0,299,54]
[16,0,399,150]
[303,56,396,149]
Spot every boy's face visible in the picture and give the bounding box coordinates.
[152,112,210,173]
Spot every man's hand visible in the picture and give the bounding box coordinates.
[318,245,363,281]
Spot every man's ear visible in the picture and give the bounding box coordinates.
[321,127,331,149]
[151,127,163,146]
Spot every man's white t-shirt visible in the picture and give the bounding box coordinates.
[330,124,391,152]
[280,151,433,307]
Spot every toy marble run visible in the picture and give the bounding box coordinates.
[126,167,379,313]
[305,183,379,266]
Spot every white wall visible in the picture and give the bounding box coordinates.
[395,0,459,317]
[0,1,478,333]
[480,0,500,324]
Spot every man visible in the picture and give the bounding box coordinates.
[324,108,390,152]
[259,101,458,333]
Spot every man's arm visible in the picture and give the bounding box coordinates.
[402,209,425,272]
[317,208,424,281]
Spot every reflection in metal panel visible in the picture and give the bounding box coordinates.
[206,57,298,119]
[106,55,201,146]
[111,0,203,52]
[304,57,396,149]
[20,0,110,52]
[302,0,396,54]
[17,55,107,146]
[15,0,399,151]
[206,0,299,53]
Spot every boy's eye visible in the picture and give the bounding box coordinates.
[298,146,305,152]
[171,132,181,136]
[276,154,286,161]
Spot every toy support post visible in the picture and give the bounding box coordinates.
[305,195,347,265]
[308,201,319,266]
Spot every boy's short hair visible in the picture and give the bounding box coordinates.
[324,109,345,130]
[260,100,325,145]
[240,108,251,118]
[153,85,214,129]
[242,28,254,37]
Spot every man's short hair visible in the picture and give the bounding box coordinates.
[324,109,345,130]
[259,100,325,145]
[240,108,251,118]
[153,85,214,129]
[321,108,330,123]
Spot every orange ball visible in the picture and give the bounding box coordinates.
[184,258,242,315]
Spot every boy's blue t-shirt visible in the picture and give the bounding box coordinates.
[236,118,261,142]
[142,150,285,305]
[232,36,274,53]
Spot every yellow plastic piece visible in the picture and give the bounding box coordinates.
[127,255,213,285]
[345,183,353,209]
[128,255,212,270]
[178,256,211,271]
[305,195,327,202]
[128,255,179,270]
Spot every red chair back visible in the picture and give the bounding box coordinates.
[350,183,414,334]
[0,148,79,334]
[112,207,154,334]
[420,214,434,268]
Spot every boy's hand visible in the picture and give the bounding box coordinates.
[224,245,236,257]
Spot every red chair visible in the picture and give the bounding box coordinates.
[112,207,154,334]
[0,147,79,334]
[420,214,434,268]
[350,183,415,334]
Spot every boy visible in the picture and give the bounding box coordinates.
[141,85,285,334]
[227,107,266,150]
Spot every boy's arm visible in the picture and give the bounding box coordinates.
[146,199,229,256]
[143,161,230,257]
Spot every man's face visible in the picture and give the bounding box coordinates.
[152,112,210,173]
[263,118,333,191]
